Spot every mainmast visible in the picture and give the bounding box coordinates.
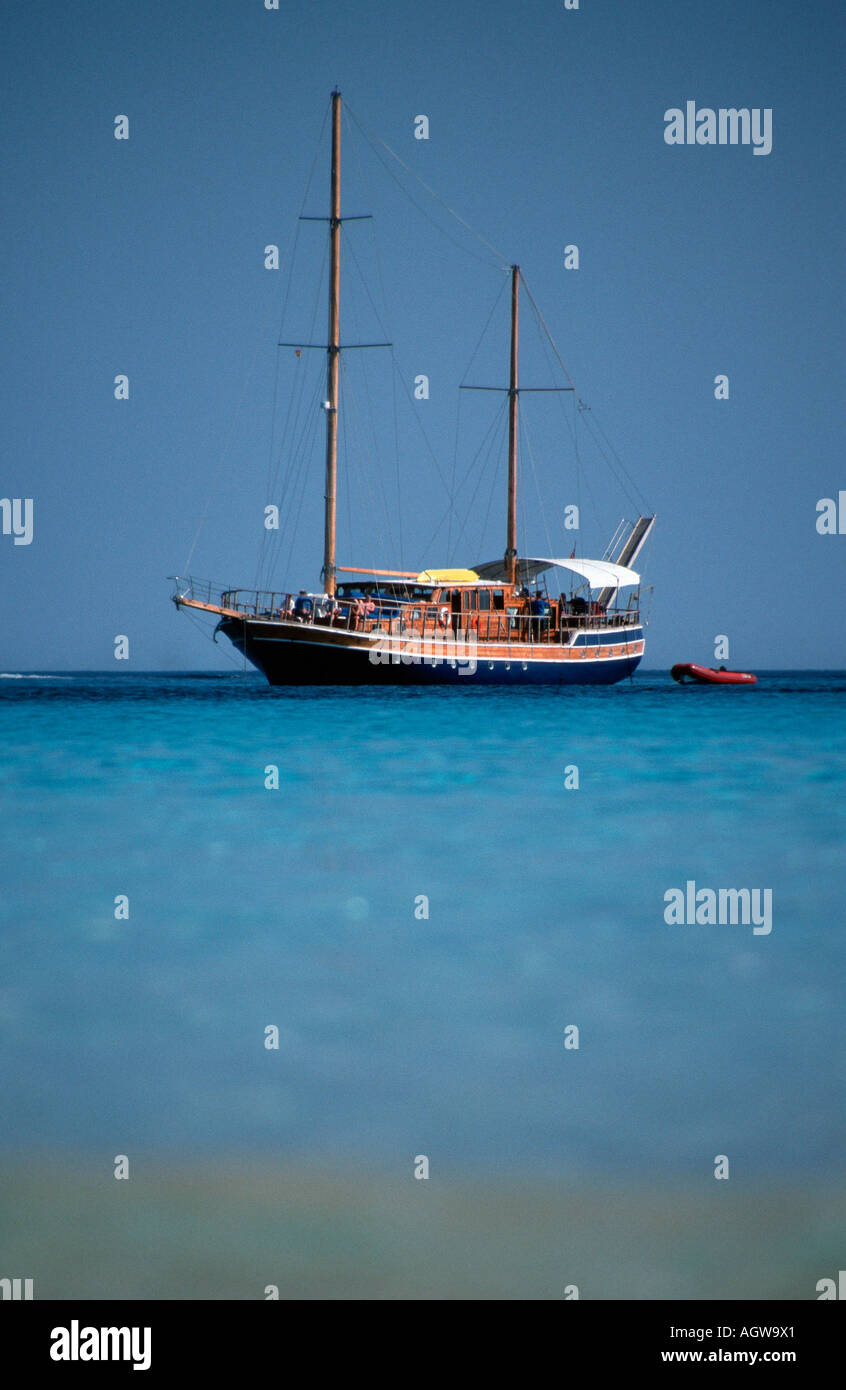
[462,263,573,582]
[323,89,342,597]
[505,265,519,587]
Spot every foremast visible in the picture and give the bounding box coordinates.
[323,89,341,598]
[506,265,519,587]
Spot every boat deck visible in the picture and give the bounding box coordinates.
[174,578,642,649]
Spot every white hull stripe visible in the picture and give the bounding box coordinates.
[249,634,645,663]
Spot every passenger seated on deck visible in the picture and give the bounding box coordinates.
[292,590,313,622]
[352,596,375,630]
[570,595,588,615]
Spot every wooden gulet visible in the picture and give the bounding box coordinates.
[173,90,655,685]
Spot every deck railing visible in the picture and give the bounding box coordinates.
[172,578,640,646]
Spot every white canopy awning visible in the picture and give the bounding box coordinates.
[472,557,640,589]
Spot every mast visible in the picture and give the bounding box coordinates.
[323,89,342,596]
[505,264,519,587]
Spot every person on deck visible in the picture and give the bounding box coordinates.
[293,590,313,622]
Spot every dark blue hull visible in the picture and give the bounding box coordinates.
[221,619,643,686]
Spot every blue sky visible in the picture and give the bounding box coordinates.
[2,0,843,670]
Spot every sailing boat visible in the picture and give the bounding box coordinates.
[173,91,654,685]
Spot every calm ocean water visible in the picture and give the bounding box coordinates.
[2,670,844,1181]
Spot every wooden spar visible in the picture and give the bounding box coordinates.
[505,265,519,586]
[323,89,342,597]
[461,262,574,588]
[336,566,420,578]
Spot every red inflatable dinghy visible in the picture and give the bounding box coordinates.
[671,663,756,686]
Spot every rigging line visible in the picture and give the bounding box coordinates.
[256,216,311,589]
[339,354,397,564]
[520,407,556,561]
[519,464,531,574]
[458,273,510,386]
[356,371,398,569]
[573,414,604,533]
[454,393,509,504]
[280,369,327,551]
[337,234,402,560]
[422,394,507,559]
[447,382,463,559]
[277,236,331,476]
[519,274,604,535]
[255,345,284,592]
[578,409,643,515]
[281,387,323,587]
[341,227,393,344]
[476,416,505,560]
[181,607,245,668]
[341,225,465,547]
[574,407,643,515]
[344,108,405,565]
[343,384,354,566]
[458,409,506,561]
[267,367,325,590]
[338,367,385,570]
[583,410,651,513]
[343,104,506,271]
[340,227,436,558]
[334,183,465,512]
[344,101,509,265]
[259,109,327,513]
[182,285,284,576]
[186,104,331,581]
[450,397,509,559]
[264,234,331,520]
[261,240,332,589]
[391,316,403,567]
[531,300,578,453]
[258,114,334,591]
[287,335,332,477]
[521,269,651,514]
[262,374,316,589]
[389,353,454,498]
[572,395,582,548]
[422,396,501,558]
[531,304,582,537]
[344,105,390,332]
[519,270,578,390]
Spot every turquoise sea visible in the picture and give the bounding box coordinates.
[1,670,844,1298]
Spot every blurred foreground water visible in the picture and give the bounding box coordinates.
[1,672,844,1296]
[2,1163,843,1299]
